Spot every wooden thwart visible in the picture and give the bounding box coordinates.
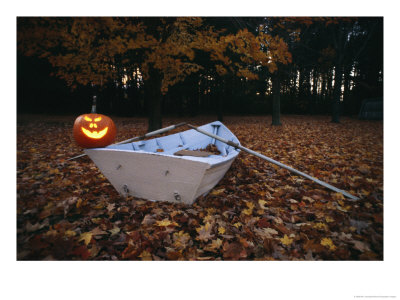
[187,124,360,201]
[174,149,215,157]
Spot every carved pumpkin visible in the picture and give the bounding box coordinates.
[73,113,116,148]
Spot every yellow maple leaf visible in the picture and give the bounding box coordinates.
[258,199,268,209]
[206,207,217,215]
[196,222,212,233]
[313,222,328,230]
[242,201,254,215]
[210,238,223,249]
[138,250,153,261]
[218,227,226,235]
[76,198,83,209]
[79,232,93,245]
[321,238,337,251]
[212,238,223,248]
[155,219,178,227]
[242,208,253,216]
[210,188,225,196]
[332,192,345,201]
[325,216,334,223]
[280,234,293,246]
[233,222,242,229]
[245,201,255,209]
[65,230,76,237]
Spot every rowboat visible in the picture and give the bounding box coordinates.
[85,121,240,205]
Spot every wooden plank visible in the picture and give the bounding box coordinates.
[174,149,215,157]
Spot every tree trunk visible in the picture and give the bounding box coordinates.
[310,68,318,114]
[331,59,343,123]
[145,66,162,132]
[271,71,282,126]
[216,80,224,122]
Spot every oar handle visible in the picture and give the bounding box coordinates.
[118,122,187,145]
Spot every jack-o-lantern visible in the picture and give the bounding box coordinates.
[73,113,116,148]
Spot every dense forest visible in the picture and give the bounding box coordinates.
[17,17,383,130]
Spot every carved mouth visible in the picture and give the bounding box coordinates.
[81,127,108,139]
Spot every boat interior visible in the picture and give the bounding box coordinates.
[106,121,240,158]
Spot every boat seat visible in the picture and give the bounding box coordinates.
[156,133,183,151]
[162,140,228,156]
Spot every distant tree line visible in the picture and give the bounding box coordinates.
[17,17,383,129]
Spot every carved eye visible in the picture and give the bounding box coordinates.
[84,116,93,122]
[94,117,102,122]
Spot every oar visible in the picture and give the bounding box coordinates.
[67,122,187,161]
[187,124,359,201]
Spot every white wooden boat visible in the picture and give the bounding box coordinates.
[85,121,240,205]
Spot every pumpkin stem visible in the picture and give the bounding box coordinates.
[91,95,97,113]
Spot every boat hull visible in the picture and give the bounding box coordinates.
[85,149,235,205]
[85,121,240,205]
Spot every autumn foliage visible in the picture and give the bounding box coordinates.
[17,115,383,260]
[17,17,291,92]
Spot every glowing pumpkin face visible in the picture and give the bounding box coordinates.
[73,113,116,148]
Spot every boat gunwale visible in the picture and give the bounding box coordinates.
[85,147,239,168]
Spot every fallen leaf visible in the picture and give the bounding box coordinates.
[196,222,214,241]
[351,240,370,252]
[218,227,226,235]
[70,245,90,259]
[64,230,77,237]
[332,192,345,201]
[142,214,157,226]
[254,227,279,239]
[302,196,315,203]
[91,227,108,236]
[173,231,191,250]
[107,203,115,211]
[138,250,153,260]
[280,234,293,246]
[313,222,328,230]
[204,238,223,253]
[320,238,336,251]
[233,222,242,229]
[258,199,268,209]
[79,232,93,246]
[223,241,247,260]
[325,216,334,223]
[155,219,178,227]
[210,188,225,196]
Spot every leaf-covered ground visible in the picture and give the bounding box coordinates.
[17,115,383,260]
